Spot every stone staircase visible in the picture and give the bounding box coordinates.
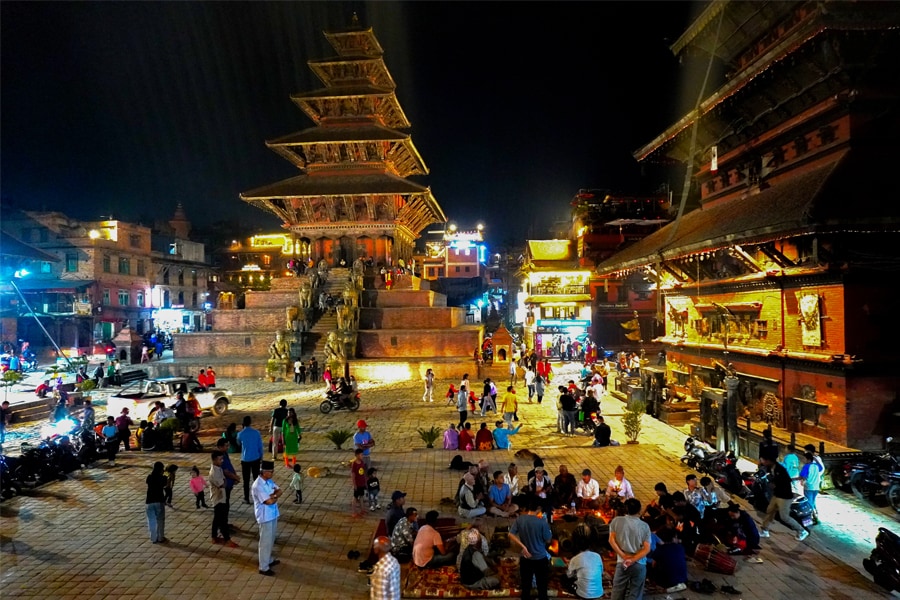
[301,268,351,361]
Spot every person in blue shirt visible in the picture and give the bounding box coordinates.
[492,420,522,450]
[487,470,518,517]
[237,415,263,504]
[509,498,552,600]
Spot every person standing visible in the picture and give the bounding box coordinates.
[270,399,288,460]
[80,398,95,431]
[525,368,536,402]
[206,365,216,388]
[115,408,134,452]
[293,358,303,385]
[0,400,11,448]
[353,419,375,469]
[558,386,578,436]
[457,385,469,428]
[422,368,435,402]
[101,416,118,466]
[197,369,210,390]
[608,498,651,600]
[214,437,240,524]
[759,456,808,541]
[209,451,238,547]
[800,451,823,522]
[252,461,281,575]
[509,498,553,600]
[146,461,168,544]
[509,359,518,387]
[370,535,401,600]
[500,386,518,427]
[281,409,301,469]
[237,416,264,505]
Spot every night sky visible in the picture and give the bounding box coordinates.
[1,2,704,243]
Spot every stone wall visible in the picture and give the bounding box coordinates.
[210,308,288,332]
[358,327,480,358]
[174,331,276,359]
[359,307,466,330]
[245,290,298,309]
[362,290,446,308]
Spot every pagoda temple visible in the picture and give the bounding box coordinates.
[241,16,446,267]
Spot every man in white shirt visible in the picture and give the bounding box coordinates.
[504,463,521,498]
[576,469,601,509]
[252,461,281,575]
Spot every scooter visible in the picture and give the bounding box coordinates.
[863,527,900,592]
[747,468,816,527]
[319,389,361,414]
[681,436,716,471]
[0,455,22,500]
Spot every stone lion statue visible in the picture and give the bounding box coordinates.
[268,330,292,360]
[298,280,313,308]
[323,331,341,363]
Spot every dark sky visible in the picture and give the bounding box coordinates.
[1,1,704,242]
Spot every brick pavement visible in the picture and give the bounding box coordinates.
[1,365,895,599]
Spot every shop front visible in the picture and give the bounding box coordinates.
[152,307,206,334]
[534,318,591,359]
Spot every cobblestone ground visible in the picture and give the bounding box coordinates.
[1,364,898,599]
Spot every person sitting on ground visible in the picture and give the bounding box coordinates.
[413,510,457,568]
[669,492,701,554]
[641,482,670,527]
[390,506,419,562]
[566,530,605,600]
[699,476,730,517]
[576,468,602,509]
[718,501,761,555]
[527,466,554,516]
[606,465,634,500]
[476,460,493,495]
[487,470,519,517]
[458,473,487,519]
[456,518,490,569]
[458,422,475,452]
[475,422,494,451]
[647,526,688,593]
[457,464,484,501]
[443,423,459,450]
[683,474,707,518]
[386,491,408,536]
[553,465,578,508]
[459,528,500,590]
[592,415,613,447]
[492,420,521,450]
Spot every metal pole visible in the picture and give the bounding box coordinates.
[9,278,74,371]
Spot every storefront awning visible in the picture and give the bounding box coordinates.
[8,278,93,293]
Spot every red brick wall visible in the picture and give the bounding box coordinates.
[174,332,274,359]
[782,282,845,354]
[359,307,465,330]
[245,290,297,309]
[362,290,446,308]
[358,328,480,358]
[210,309,286,332]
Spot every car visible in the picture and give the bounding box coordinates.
[106,376,232,429]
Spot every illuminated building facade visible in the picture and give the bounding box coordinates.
[596,1,900,449]
[519,240,592,356]
[241,17,445,267]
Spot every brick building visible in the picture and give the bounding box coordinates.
[596,1,900,450]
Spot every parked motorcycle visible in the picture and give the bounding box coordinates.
[850,452,900,502]
[681,436,716,471]
[0,455,22,500]
[863,526,900,592]
[716,452,751,498]
[319,389,361,414]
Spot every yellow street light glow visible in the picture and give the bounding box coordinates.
[88,230,100,239]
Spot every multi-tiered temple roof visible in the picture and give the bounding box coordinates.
[241,18,445,264]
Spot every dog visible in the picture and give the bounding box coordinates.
[448,454,475,471]
[514,449,542,463]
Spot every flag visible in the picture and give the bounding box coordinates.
[711,145,718,173]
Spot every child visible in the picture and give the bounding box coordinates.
[350,448,367,514]
[189,466,209,509]
[164,464,179,507]
[289,463,303,504]
[445,383,458,405]
[366,467,381,511]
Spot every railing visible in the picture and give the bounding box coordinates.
[531,285,588,296]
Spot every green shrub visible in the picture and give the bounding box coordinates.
[623,400,645,442]
[416,425,442,448]
[325,428,353,450]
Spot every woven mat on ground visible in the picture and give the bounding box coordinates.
[401,553,666,598]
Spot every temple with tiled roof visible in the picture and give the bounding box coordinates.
[596,1,900,450]
[241,15,445,267]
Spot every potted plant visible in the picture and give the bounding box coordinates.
[76,379,96,404]
[1,370,23,402]
[325,427,353,450]
[623,400,645,444]
[416,425,442,448]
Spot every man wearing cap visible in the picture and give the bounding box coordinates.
[354,419,375,469]
[252,460,282,576]
[370,535,401,600]
[386,491,407,536]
